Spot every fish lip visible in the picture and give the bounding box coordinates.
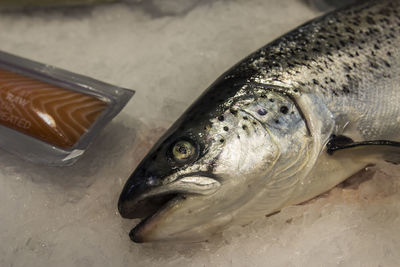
[118,172,219,219]
[118,190,178,219]
[118,172,220,242]
[128,195,183,243]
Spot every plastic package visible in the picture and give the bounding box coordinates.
[0,51,134,166]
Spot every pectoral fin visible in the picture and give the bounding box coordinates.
[327,135,400,164]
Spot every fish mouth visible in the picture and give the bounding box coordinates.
[118,173,221,243]
[127,195,184,243]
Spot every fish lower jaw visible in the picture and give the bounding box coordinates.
[128,195,191,243]
[129,196,178,243]
[128,193,232,243]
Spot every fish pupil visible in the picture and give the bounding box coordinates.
[172,140,195,161]
[178,145,187,154]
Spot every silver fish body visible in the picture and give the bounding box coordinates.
[119,0,400,242]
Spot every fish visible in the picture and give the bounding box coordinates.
[118,0,400,243]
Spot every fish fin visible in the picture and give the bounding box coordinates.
[288,136,400,205]
[327,135,400,164]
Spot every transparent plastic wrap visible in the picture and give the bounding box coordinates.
[0,51,134,166]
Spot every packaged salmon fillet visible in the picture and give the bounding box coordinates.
[0,51,134,165]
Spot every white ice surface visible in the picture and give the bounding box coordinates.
[0,0,399,266]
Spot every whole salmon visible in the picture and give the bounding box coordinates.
[119,0,400,242]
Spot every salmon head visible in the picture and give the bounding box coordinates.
[118,76,315,243]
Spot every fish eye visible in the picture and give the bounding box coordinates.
[171,140,195,163]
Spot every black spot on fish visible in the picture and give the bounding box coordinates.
[342,85,350,94]
[280,106,289,114]
[366,16,375,25]
[369,61,379,69]
[383,60,391,68]
[242,125,248,130]
[220,139,224,143]
[230,108,238,115]
[218,115,224,121]
[243,116,248,120]
[345,27,355,34]
[269,98,274,102]
[343,63,352,72]
[275,120,280,124]
[313,79,319,85]
[252,122,257,125]
[223,126,229,131]
[374,44,380,50]
[257,108,267,116]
